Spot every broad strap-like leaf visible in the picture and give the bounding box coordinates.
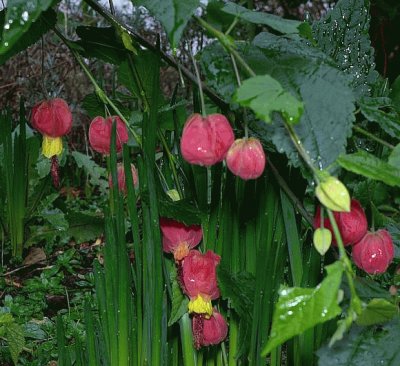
[221,1,303,35]
[133,0,200,48]
[337,150,400,187]
[261,261,344,356]
[0,0,56,56]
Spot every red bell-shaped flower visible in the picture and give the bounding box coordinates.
[352,229,394,274]
[314,199,368,246]
[182,250,220,318]
[89,116,129,154]
[192,309,228,349]
[108,163,139,194]
[226,137,266,180]
[160,218,202,261]
[31,98,72,138]
[180,113,234,166]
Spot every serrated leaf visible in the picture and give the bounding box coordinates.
[134,0,200,48]
[158,197,204,226]
[261,261,344,356]
[235,75,303,124]
[0,0,56,55]
[0,8,56,65]
[337,150,400,187]
[6,322,25,365]
[317,318,400,366]
[65,211,104,244]
[313,0,378,97]
[221,2,302,34]
[71,151,108,191]
[168,267,188,326]
[388,143,400,167]
[217,267,255,358]
[359,97,400,139]
[356,298,398,326]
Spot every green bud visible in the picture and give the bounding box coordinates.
[313,228,332,255]
[315,176,350,212]
[166,189,181,202]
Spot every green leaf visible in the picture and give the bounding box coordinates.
[0,0,56,55]
[317,318,400,366]
[389,143,400,167]
[356,298,398,326]
[221,1,303,34]
[261,261,344,356]
[42,208,68,231]
[6,322,25,365]
[359,97,400,139]
[65,211,104,244]
[217,267,255,358]
[71,151,108,191]
[74,26,126,65]
[133,0,200,48]
[234,75,304,124]
[313,0,378,98]
[0,8,56,65]
[390,75,400,112]
[337,150,400,187]
[158,197,204,226]
[168,267,188,326]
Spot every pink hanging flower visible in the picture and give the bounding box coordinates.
[352,229,394,274]
[226,137,266,180]
[192,309,228,349]
[180,113,234,166]
[89,116,129,154]
[108,163,139,194]
[160,218,202,261]
[314,199,368,246]
[182,250,220,318]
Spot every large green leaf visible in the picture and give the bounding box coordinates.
[234,75,304,124]
[74,26,126,65]
[337,150,400,187]
[359,97,400,139]
[0,0,56,55]
[221,1,302,35]
[317,318,400,366]
[133,0,200,48]
[0,8,56,65]
[6,322,25,365]
[65,211,104,244]
[156,196,204,226]
[168,267,188,326]
[356,298,398,326]
[261,261,344,356]
[313,0,378,97]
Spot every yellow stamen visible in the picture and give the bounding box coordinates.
[42,136,63,158]
[188,295,213,319]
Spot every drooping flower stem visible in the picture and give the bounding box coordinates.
[190,50,207,117]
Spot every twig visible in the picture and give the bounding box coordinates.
[83,0,228,110]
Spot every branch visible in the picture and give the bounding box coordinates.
[83,0,229,110]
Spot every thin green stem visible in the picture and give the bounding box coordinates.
[190,51,207,116]
[221,342,229,366]
[158,131,184,199]
[353,125,394,150]
[225,18,239,36]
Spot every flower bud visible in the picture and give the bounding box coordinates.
[226,137,266,180]
[89,116,129,155]
[352,230,394,274]
[315,176,350,212]
[180,113,234,166]
[31,98,72,137]
[160,218,202,261]
[108,163,138,194]
[192,309,228,348]
[314,199,368,246]
[313,228,332,255]
[182,250,220,317]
